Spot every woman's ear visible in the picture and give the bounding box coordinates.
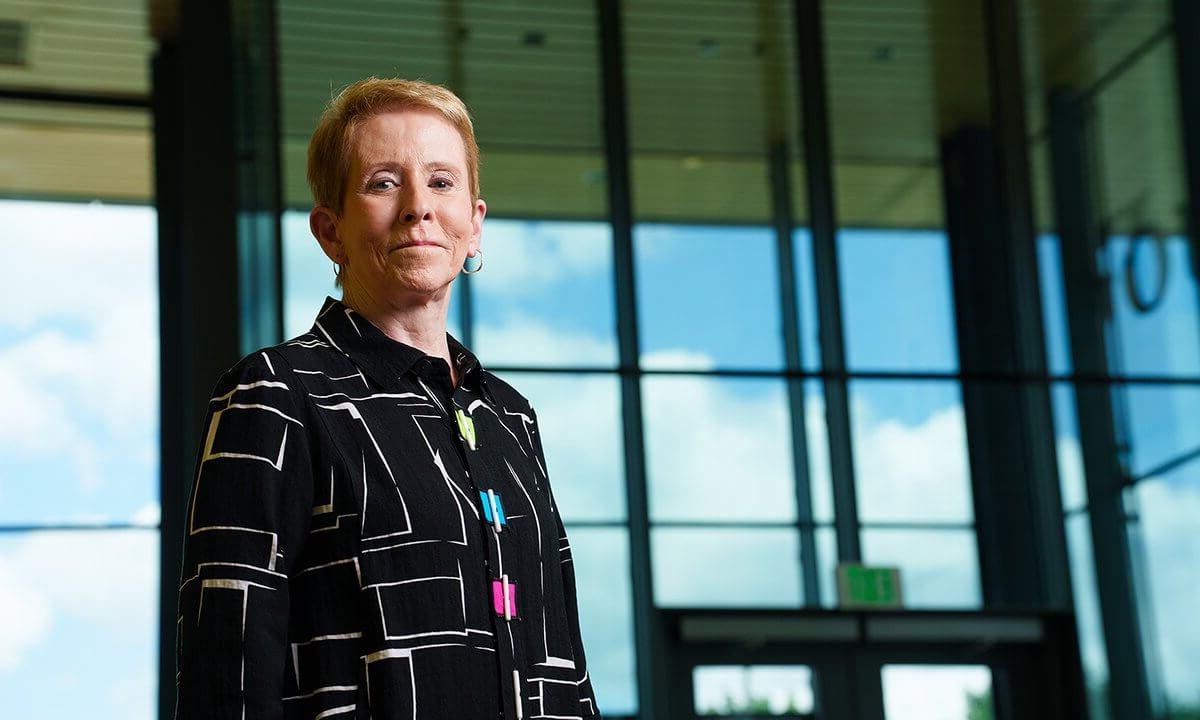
[470,197,487,253]
[310,205,345,264]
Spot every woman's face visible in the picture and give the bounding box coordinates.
[315,107,486,306]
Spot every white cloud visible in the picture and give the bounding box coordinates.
[0,201,155,332]
[475,312,617,367]
[850,397,973,523]
[130,501,162,528]
[477,219,611,296]
[1133,480,1200,706]
[0,556,51,671]
[641,369,795,522]
[0,529,157,685]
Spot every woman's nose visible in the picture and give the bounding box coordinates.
[399,186,433,223]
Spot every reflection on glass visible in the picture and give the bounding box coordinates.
[489,371,626,523]
[881,665,993,720]
[643,376,795,522]
[282,210,461,341]
[849,381,973,524]
[793,229,821,371]
[0,529,158,718]
[1105,236,1200,378]
[1050,383,1087,513]
[804,379,834,524]
[472,219,616,368]
[1065,513,1112,720]
[635,225,783,371]
[568,527,637,716]
[816,526,839,608]
[1037,234,1073,376]
[861,529,981,609]
[694,665,815,717]
[839,229,959,373]
[1131,476,1200,714]
[652,527,801,607]
[1119,384,1200,480]
[0,200,159,526]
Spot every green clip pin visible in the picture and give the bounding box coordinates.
[455,408,477,450]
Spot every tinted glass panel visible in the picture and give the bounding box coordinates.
[849,380,973,524]
[635,224,783,371]
[861,529,981,609]
[694,665,816,717]
[0,529,158,717]
[881,665,993,720]
[839,230,958,373]
[569,527,637,716]
[0,200,159,526]
[473,220,616,368]
[652,527,801,607]
[643,376,795,522]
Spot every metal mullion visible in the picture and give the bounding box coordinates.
[769,141,821,607]
[596,1,667,719]
[793,0,861,563]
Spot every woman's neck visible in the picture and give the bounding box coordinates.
[340,282,458,386]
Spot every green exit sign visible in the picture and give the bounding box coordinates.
[836,564,904,609]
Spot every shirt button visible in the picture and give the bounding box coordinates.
[415,357,432,375]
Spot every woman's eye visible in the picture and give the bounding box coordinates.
[372,178,397,190]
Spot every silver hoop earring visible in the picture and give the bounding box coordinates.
[462,249,484,274]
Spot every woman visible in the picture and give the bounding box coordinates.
[175,77,600,720]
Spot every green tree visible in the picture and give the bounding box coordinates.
[967,688,994,720]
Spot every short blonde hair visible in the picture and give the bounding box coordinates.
[307,76,481,214]
[308,77,481,289]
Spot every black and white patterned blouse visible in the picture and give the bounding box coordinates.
[174,296,600,720]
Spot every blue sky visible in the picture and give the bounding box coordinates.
[2,199,1198,715]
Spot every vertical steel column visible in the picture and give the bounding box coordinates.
[938,0,1072,611]
[595,1,669,718]
[154,1,284,716]
[1173,0,1200,284]
[1047,89,1154,720]
[792,0,860,562]
[770,144,821,606]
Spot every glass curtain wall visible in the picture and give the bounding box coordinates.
[0,0,159,717]
[1021,0,1200,717]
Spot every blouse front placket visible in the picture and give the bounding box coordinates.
[417,358,526,720]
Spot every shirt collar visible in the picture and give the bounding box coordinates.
[310,296,496,403]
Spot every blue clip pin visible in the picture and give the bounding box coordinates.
[479,489,507,533]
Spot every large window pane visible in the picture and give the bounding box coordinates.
[473,219,616,368]
[636,224,783,370]
[1130,474,1200,714]
[694,665,816,717]
[652,527,802,607]
[569,527,637,716]
[849,380,973,524]
[881,665,993,720]
[0,529,158,718]
[861,529,981,609]
[643,376,795,522]
[839,229,958,373]
[0,200,159,526]
[1065,513,1112,720]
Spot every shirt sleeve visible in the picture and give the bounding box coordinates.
[174,351,315,720]
[528,403,602,718]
